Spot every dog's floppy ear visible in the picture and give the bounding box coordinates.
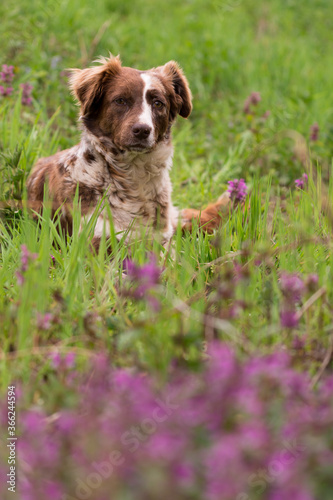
[157,61,192,118]
[69,55,122,117]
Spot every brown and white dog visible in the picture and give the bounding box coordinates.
[27,55,230,250]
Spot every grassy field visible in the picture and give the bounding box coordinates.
[1,0,333,499]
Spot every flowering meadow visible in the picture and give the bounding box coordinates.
[1,345,333,500]
[1,0,333,499]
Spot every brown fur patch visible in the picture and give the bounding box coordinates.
[67,154,77,167]
[58,162,66,175]
[155,61,192,119]
[77,183,99,205]
[69,55,122,116]
[83,150,96,164]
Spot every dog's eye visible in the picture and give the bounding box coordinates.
[153,100,164,109]
[114,98,127,106]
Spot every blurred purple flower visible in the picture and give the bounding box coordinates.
[243,91,261,114]
[292,334,306,350]
[16,245,38,285]
[205,435,243,498]
[147,432,185,460]
[0,64,14,84]
[269,486,315,500]
[295,173,308,189]
[6,342,333,500]
[0,65,15,99]
[240,422,268,450]
[21,244,30,272]
[44,481,63,500]
[280,309,299,329]
[56,411,77,434]
[21,409,46,433]
[16,271,25,286]
[227,178,248,203]
[279,272,305,329]
[64,352,76,369]
[20,83,33,106]
[0,85,13,96]
[20,244,37,271]
[206,342,237,383]
[50,352,62,369]
[309,122,319,142]
[124,254,162,310]
[36,312,53,330]
[50,351,76,370]
[173,462,194,484]
[125,255,161,293]
[280,272,305,303]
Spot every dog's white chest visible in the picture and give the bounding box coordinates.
[108,165,171,233]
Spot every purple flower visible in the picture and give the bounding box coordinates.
[280,272,305,303]
[173,462,194,485]
[7,341,333,500]
[295,173,308,189]
[50,352,62,369]
[269,486,315,500]
[50,351,76,370]
[227,178,248,203]
[205,435,243,498]
[64,352,76,369]
[21,409,46,433]
[20,244,37,271]
[292,335,306,350]
[0,65,15,99]
[206,342,237,383]
[125,255,161,292]
[20,244,30,272]
[146,432,185,460]
[16,245,38,285]
[280,309,299,329]
[20,83,33,106]
[0,64,14,84]
[243,91,261,114]
[310,122,319,142]
[56,411,77,434]
[36,312,54,330]
[123,254,162,309]
[279,272,305,329]
[16,271,25,286]
[44,481,63,500]
[0,85,13,96]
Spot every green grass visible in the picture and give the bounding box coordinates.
[1,0,333,397]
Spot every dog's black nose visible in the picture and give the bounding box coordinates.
[132,123,152,140]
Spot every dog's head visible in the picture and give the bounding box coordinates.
[69,55,192,153]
